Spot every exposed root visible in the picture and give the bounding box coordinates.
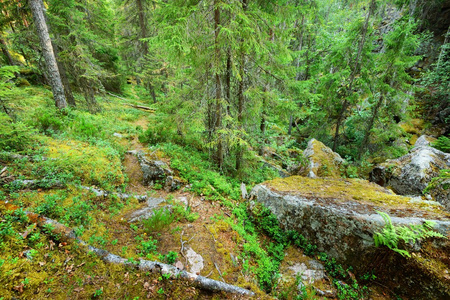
[14,207,255,297]
[81,186,149,202]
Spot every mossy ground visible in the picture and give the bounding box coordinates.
[1,85,424,299]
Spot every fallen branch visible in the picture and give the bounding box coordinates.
[12,207,254,296]
[81,186,149,203]
[124,103,156,112]
[105,92,156,111]
[5,179,65,190]
[0,151,50,163]
[0,166,7,176]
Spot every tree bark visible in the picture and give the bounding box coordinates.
[0,38,15,65]
[214,0,223,170]
[136,0,148,56]
[235,0,248,171]
[29,0,67,109]
[358,95,383,159]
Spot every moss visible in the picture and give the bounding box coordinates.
[44,137,125,188]
[265,176,449,217]
[308,139,342,178]
[399,119,424,135]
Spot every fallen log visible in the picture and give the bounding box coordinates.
[11,206,254,297]
[124,103,155,111]
[5,179,65,190]
[81,186,149,203]
[0,151,50,162]
[105,92,156,112]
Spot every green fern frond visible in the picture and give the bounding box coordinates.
[373,211,447,257]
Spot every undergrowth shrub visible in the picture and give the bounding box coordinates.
[160,143,242,200]
[34,194,65,219]
[32,107,64,134]
[142,207,175,233]
[432,136,450,153]
[0,114,35,151]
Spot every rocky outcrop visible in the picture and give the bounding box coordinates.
[290,139,345,178]
[128,197,167,223]
[250,176,450,299]
[414,135,435,148]
[369,142,450,196]
[128,150,183,191]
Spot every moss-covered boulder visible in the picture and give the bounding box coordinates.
[250,176,450,299]
[369,143,450,196]
[291,139,344,178]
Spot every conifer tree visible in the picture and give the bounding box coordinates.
[29,0,67,109]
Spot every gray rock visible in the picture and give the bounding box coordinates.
[128,197,166,222]
[290,139,345,178]
[186,247,204,275]
[250,179,450,298]
[113,132,124,138]
[164,176,183,192]
[288,261,326,284]
[134,151,173,186]
[414,135,434,148]
[369,145,450,196]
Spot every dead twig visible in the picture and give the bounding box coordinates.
[214,262,226,283]
[203,224,217,243]
[0,166,7,176]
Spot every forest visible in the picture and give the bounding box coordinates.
[0,0,449,299]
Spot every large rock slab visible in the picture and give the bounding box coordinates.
[290,139,345,178]
[251,176,450,299]
[369,143,450,196]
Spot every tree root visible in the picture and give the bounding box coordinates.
[2,181,149,203]
[81,186,149,202]
[9,205,255,297]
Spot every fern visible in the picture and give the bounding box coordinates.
[373,211,446,257]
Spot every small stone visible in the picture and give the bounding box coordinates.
[175,261,184,270]
[113,132,124,138]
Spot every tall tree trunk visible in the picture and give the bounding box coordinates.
[235,49,245,171]
[235,0,248,171]
[0,38,15,65]
[358,95,383,159]
[136,0,148,56]
[214,0,223,169]
[29,0,67,109]
[332,0,375,151]
[225,49,231,117]
[259,86,267,156]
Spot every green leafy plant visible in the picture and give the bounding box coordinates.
[373,211,447,257]
[0,114,35,152]
[142,207,175,233]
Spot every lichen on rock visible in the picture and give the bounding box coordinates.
[290,139,345,178]
[250,175,450,299]
[369,141,450,197]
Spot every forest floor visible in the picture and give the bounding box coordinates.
[0,85,390,299]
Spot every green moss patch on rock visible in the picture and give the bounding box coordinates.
[250,176,450,299]
[291,139,345,178]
